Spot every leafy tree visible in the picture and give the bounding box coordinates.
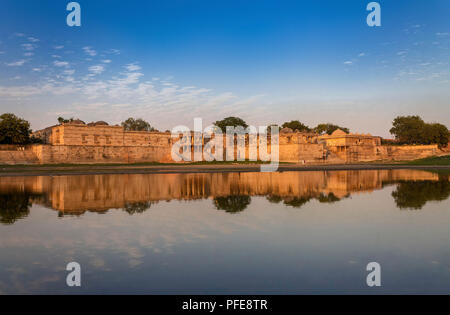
[390,116,448,147]
[0,113,32,145]
[58,117,72,124]
[390,116,426,144]
[420,123,449,148]
[57,117,85,125]
[213,195,251,213]
[121,118,156,132]
[314,123,350,135]
[281,120,311,132]
[213,117,248,133]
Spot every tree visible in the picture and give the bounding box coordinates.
[314,123,350,135]
[421,123,448,148]
[213,117,248,133]
[121,118,156,132]
[390,116,448,147]
[0,113,32,145]
[281,121,311,132]
[390,116,425,144]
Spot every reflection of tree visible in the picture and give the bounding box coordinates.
[283,197,311,208]
[318,193,342,203]
[0,193,33,225]
[266,195,282,204]
[267,193,343,209]
[214,195,251,214]
[392,177,450,210]
[123,201,154,215]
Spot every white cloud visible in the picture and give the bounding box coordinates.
[23,52,34,57]
[83,46,97,57]
[53,45,64,50]
[125,63,141,71]
[53,61,70,67]
[6,60,27,67]
[88,65,105,75]
[21,43,36,51]
[436,32,449,37]
[343,61,353,65]
[358,53,365,57]
[28,37,40,43]
[102,59,112,64]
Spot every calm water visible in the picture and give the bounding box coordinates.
[0,169,449,294]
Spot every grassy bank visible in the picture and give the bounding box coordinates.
[404,155,450,166]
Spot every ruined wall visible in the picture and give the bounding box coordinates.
[380,145,440,161]
[35,145,173,164]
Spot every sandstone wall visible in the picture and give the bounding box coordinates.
[380,145,440,161]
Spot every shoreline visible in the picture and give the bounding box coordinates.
[1,163,450,177]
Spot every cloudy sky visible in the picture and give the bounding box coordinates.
[0,0,449,137]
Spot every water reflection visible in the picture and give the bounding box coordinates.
[0,170,450,224]
[0,170,450,294]
[392,175,450,210]
[0,170,448,223]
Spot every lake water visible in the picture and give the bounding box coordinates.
[0,169,449,294]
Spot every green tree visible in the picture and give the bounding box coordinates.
[390,116,425,144]
[314,123,350,135]
[213,117,248,133]
[420,123,449,148]
[390,116,448,147]
[121,118,156,132]
[281,120,311,132]
[0,113,32,145]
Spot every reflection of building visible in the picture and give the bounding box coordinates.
[0,170,443,214]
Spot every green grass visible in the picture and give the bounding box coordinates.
[404,155,450,166]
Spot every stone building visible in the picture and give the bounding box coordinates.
[0,122,443,165]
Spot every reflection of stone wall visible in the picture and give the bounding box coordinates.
[0,170,441,213]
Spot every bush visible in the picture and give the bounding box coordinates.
[0,113,32,145]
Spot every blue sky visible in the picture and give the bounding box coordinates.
[0,0,449,137]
